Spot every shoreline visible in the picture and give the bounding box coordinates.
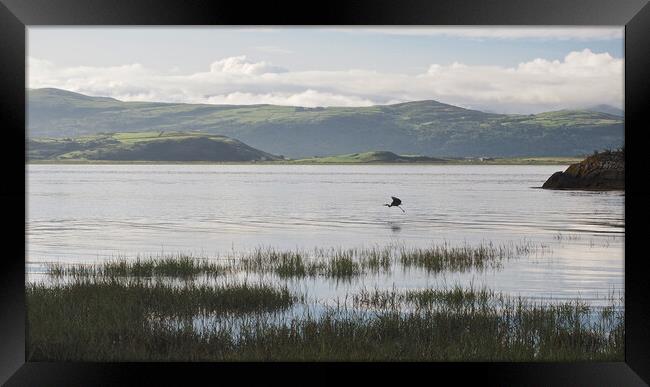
[27,157,582,166]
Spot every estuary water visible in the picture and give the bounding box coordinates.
[26,164,624,304]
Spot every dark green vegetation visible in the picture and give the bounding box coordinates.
[586,104,624,117]
[353,285,496,309]
[29,281,295,317]
[29,243,621,361]
[294,151,446,163]
[238,249,362,279]
[27,271,623,361]
[27,135,582,164]
[542,149,624,190]
[27,280,297,361]
[398,243,519,273]
[28,131,279,161]
[29,88,624,158]
[47,242,537,281]
[48,255,230,279]
[454,156,584,165]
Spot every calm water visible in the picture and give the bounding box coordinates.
[26,164,624,304]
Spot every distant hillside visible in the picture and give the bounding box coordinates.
[27,131,280,162]
[28,88,624,158]
[295,151,446,163]
[585,104,624,117]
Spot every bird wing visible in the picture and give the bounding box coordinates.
[391,196,402,205]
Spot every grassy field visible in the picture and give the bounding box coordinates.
[27,241,623,361]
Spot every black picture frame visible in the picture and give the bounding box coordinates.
[1,0,648,385]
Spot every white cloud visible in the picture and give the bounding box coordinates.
[416,49,623,111]
[28,49,623,113]
[204,90,377,107]
[208,55,287,75]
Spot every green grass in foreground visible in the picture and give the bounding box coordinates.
[27,279,623,361]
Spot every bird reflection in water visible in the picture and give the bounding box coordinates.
[388,222,402,233]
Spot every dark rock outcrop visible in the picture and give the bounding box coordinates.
[542,150,624,190]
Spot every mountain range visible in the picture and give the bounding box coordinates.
[28,88,624,158]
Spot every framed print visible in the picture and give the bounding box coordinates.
[1,0,649,385]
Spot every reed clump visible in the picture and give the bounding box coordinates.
[239,248,358,279]
[353,285,496,310]
[48,255,229,280]
[398,242,514,272]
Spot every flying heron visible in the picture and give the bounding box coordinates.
[385,196,405,213]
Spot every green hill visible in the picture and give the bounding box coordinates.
[585,104,624,117]
[28,88,624,158]
[27,131,280,162]
[295,151,446,163]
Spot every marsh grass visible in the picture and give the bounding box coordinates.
[48,255,229,280]
[397,241,540,273]
[237,242,536,278]
[27,280,298,361]
[327,250,361,278]
[398,244,502,272]
[359,246,393,272]
[45,241,543,283]
[29,280,295,316]
[240,250,325,278]
[226,303,623,361]
[353,285,496,310]
[33,241,617,362]
[239,248,362,279]
[27,279,623,361]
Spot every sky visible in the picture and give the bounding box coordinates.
[27,27,624,114]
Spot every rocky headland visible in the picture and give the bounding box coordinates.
[542,150,624,190]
